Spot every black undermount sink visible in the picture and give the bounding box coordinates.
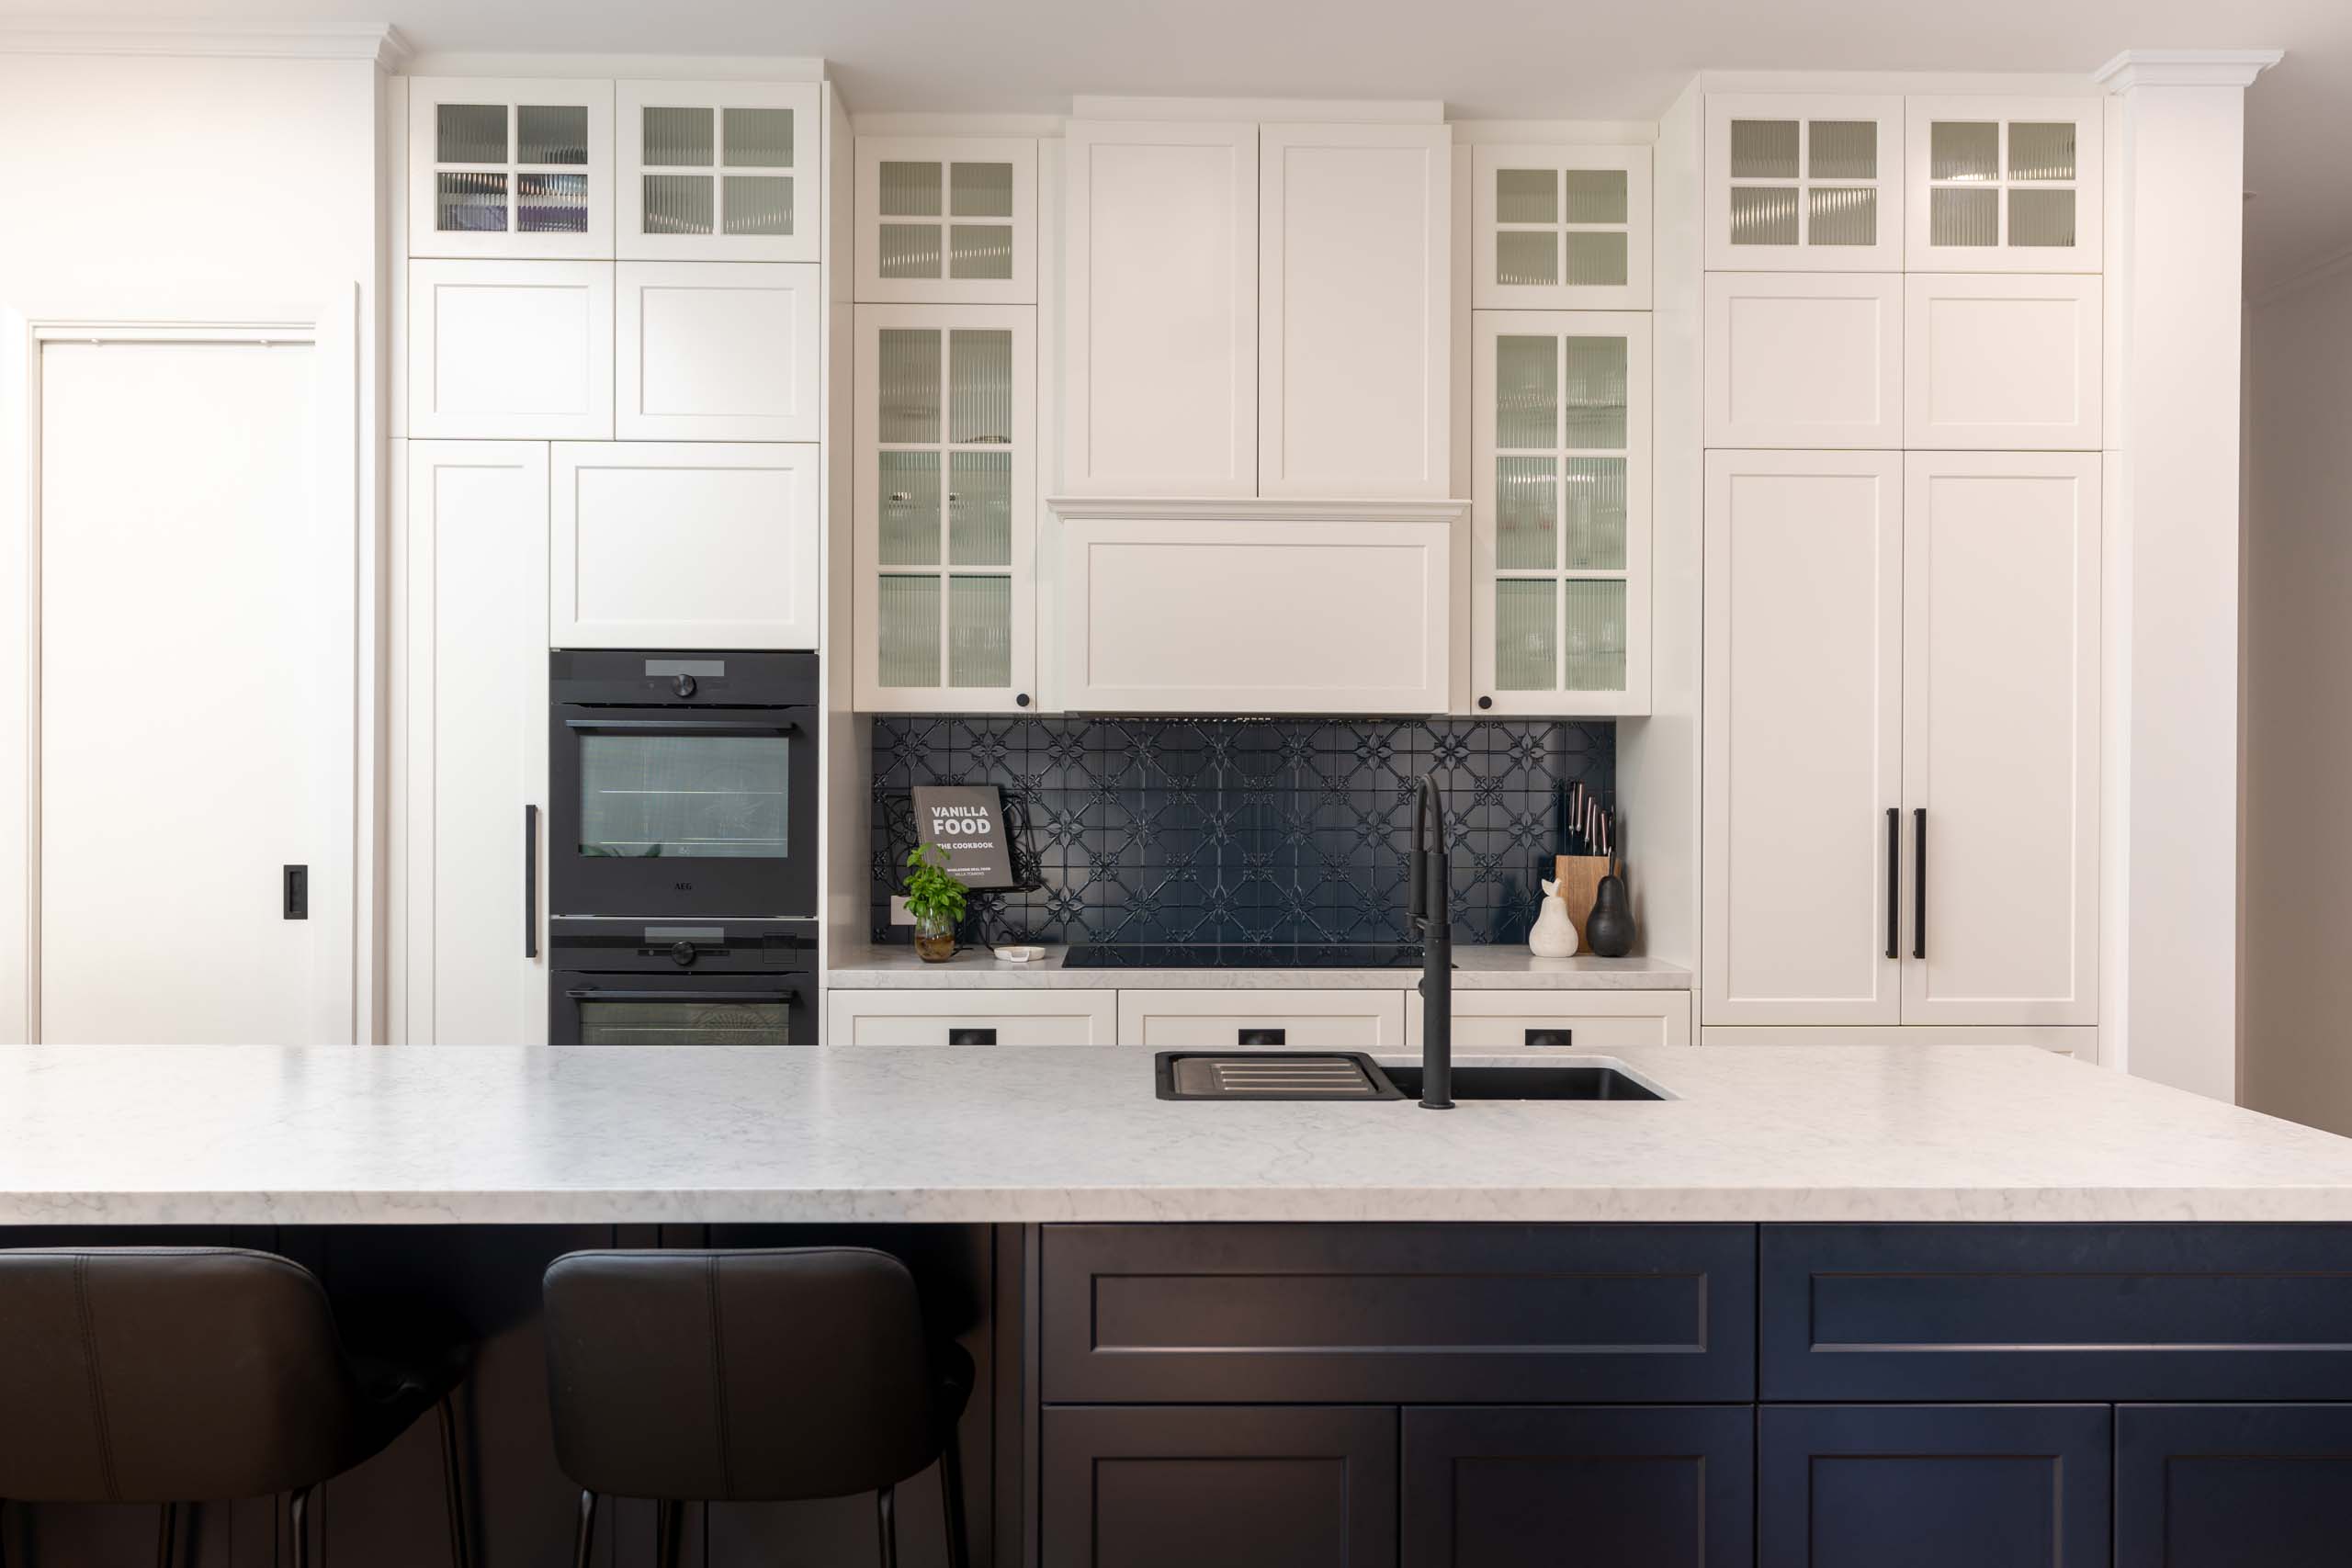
[1382,1064,1663,1101]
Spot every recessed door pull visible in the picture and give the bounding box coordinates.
[282,864,308,920]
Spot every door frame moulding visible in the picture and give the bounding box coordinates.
[0,287,366,1044]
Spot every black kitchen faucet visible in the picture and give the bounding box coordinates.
[1408,773,1453,1110]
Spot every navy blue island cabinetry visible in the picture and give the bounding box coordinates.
[1032,1223,2352,1568]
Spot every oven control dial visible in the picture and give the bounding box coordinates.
[671,673,697,698]
[669,941,698,967]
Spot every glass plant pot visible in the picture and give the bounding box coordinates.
[912,907,957,963]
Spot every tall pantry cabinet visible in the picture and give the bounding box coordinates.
[1699,93,2102,1049]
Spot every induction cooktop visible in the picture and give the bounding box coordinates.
[1058,942,1433,970]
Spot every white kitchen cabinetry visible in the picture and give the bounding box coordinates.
[827,989,1117,1045]
[1471,311,1650,715]
[1405,991,1692,1051]
[408,260,614,440]
[1473,144,1652,310]
[1901,452,2098,1025]
[402,442,549,1045]
[855,304,1038,711]
[855,136,1038,303]
[1705,95,1904,271]
[1903,273,2101,450]
[1064,119,1258,496]
[615,262,821,441]
[409,77,613,260]
[1115,989,1408,1050]
[1259,123,1451,498]
[1701,1025,2095,1059]
[1904,97,2103,273]
[551,442,821,649]
[1052,497,1456,715]
[616,80,820,263]
[1703,450,1905,1027]
[1703,272,1902,448]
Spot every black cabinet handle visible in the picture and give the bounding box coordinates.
[525,804,540,959]
[1884,807,1899,961]
[1524,1027,1573,1047]
[282,864,308,920]
[1913,807,1928,961]
[947,1027,998,1046]
[1238,1028,1286,1045]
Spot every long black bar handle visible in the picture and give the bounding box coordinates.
[1912,807,1928,962]
[1884,807,1899,961]
[525,804,540,959]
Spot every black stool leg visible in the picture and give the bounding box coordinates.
[939,1439,970,1568]
[289,1486,314,1568]
[655,1498,684,1568]
[876,1483,899,1568]
[435,1393,471,1568]
[155,1500,178,1568]
[570,1490,597,1568]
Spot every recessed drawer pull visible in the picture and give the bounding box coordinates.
[1238,1028,1287,1046]
[948,1027,998,1046]
[1523,1027,1574,1047]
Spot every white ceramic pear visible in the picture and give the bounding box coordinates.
[1527,876,1579,957]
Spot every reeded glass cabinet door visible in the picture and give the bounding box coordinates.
[856,136,1039,304]
[1905,97,2103,272]
[1472,311,1651,716]
[1475,144,1651,310]
[854,303,1038,711]
[1704,95,1904,271]
[616,80,820,263]
[408,77,613,259]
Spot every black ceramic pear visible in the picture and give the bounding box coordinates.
[1585,874,1635,957]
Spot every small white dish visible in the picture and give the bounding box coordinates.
[991,944,1045,963]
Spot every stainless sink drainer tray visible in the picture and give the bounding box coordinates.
[1155,1052,1405,1100]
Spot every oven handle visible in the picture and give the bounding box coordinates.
[563,987,800,1002]
[563,717,801,734]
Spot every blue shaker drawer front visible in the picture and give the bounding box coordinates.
[1762,1224,2352,1401]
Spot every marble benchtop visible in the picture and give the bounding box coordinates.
[6,1043,2352,1227]
[824,942,1691,990]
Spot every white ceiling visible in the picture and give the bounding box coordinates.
[14,0,2350,294]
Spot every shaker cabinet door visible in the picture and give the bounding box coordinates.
[615,262,821,442]
[2118,1405,2352,1566]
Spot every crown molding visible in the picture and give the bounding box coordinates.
[2094,48,2283,92]
[1047,495,1468,524]
[0,17,410,69]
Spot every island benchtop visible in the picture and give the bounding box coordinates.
[6,1043,2352,1227]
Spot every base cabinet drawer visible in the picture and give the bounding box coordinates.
[1759,1405,2109,1568]
[825,989,1116,1045]
[1115,989,1407,1049]
[1042,1223,1755,1404]
[2118,1404,2352,1565]
[1403,1406,1752,1568]
[1407,990,1691,1050]
[1043,1405,1396,1568]
[1762,1224,2352,1401]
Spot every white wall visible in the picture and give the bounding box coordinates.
[2238,261,2352,1134]
[0,49,388,1040]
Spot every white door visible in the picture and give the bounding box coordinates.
[1258,122,1451,498]
[403,442,549,1044]
[1704,95,1905,271]
[1703,272,1903,449]
[1471,311,1652,716]
[409,259,615,440]
[551,443,822,649]
[1063,119,1258,496]
[854,303,1038,712]
[616,262,821,442]
[1703,450,1903,1026]
[408,77,615,260]
[1905,97,2104,273]
[1904,273,2101,450]
[1901,452,2098,1024]
[39,338,352,1043]
[854,136,1039,304]
[1473,144,1652,310]
[616,80,821,263]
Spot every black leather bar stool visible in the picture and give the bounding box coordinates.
[544,1247,972,1568]
[0,1247,472,1568]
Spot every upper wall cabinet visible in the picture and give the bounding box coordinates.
[1705,272,1902,448]
[1259,123,1452,499]
[1064,119,1259,497]
[616,80,820,263]
[855,137,1038,304]
[409,77,614,259]
[1705,95,1904,271]
[616,261,821,441]
[1904,273,2101,449]
[409,259,615,440]
[1905,97,2103,272]
[1474,144,1652,310]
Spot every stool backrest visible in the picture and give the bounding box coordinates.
[0,1247,368,1502]
[543,1247,942,1502]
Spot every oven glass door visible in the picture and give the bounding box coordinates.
[556,977,811,1045]
[552,708,817,916]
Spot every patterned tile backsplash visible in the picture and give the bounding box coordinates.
[870,716,1613,947]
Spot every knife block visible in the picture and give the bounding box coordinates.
[1550,855,1621,952]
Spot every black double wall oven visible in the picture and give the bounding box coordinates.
[547,650,817,1044]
